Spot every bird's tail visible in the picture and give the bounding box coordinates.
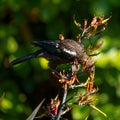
[10,50,42,66]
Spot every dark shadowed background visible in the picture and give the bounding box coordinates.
[0,0,120,119]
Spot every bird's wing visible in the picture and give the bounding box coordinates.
[32,39,84,59]
[32,40,60,54]
[60,40,77,54]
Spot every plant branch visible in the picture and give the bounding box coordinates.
[55,84,68,120]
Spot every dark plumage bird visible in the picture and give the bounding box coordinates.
[10,39,92,70]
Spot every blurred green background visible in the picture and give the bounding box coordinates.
[0,0,120,120]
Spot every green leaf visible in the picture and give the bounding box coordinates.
[26,99,45,120]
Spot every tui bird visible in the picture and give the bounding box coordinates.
[10,39,85,69]
[10,37,95,92]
